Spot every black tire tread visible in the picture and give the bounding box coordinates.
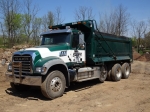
[41,70,66,99]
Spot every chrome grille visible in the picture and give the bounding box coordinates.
[13,55,32,75]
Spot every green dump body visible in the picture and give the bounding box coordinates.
[86,32,133,65]
[50,20,133,66]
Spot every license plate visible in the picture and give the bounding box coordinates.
[13,62,22,67]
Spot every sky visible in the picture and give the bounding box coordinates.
[33,0,150,23]
[0,0,149,37]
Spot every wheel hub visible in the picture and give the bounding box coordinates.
[125,67,130,75]
[50,77,62,92]
[116,68,121,78]
[102,72,106,78]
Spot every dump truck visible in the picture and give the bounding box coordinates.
[5,20,133,99]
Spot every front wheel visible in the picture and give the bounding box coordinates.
[41,70,66,99]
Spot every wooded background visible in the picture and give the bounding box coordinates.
[0,0,150,54]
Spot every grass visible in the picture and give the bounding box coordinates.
[135,48,150,55]
[139,50,144,55]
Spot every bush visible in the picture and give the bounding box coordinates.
[139,50,144,55]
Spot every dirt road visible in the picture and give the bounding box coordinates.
[0,60,150,112]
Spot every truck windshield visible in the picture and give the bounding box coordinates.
[41,33,71,45]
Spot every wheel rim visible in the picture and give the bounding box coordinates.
[101,67,106,78]
[116,68,121,78]
[125,66,130,76]
[102,72,107,78]
[50,77,62,92]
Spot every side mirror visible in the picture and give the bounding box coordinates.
[40,36,43,45]
[78,34,85,49]
[79,34,84,45]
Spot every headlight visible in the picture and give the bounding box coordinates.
[35,67,47,73]
[8,64,12,71]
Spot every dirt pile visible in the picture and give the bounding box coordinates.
[145,53,150,59]
[133,49,141,60]
[0,45,34,63]
[0,50,14,62]
[12,44,33,50]
[136,53,150,62]
[0,45,34,79]
[133,48,150,61]
[0,48,4,53]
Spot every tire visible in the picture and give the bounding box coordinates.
[99,66,107,83]
[121,63,130,79]
[10,82,30,91]
[106,65,112,81]
[111,64,122,81]
[41,70,66,99]
[106,69,112,81]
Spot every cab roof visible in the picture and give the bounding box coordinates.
[40,29,72,36]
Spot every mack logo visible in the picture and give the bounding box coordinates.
[60,51,67,57]
[14,57,30,61]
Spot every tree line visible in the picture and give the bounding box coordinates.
[0,0,65,47]
[0,0,150,51]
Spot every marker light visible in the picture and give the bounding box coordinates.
[49,26,52,29]
[83,22,86,24]
[66,26,70,29]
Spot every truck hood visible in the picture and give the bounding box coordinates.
[35,43,70,52]
[16,43,69,58]
[13,44,70,65]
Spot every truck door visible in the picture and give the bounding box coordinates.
[71,33,86,65]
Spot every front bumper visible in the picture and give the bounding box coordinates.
[5,72,42,86]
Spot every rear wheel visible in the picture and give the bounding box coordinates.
[99,66,107,83]
[111,64,122,81]
[106,69,112,81]
[121,63,130,79]
[10,82,30,91]
[41,70,66,99]
[106,65,112,81]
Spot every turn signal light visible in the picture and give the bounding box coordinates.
[83,22,86,24]
[49,26,52,29]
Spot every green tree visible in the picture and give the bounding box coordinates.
[131,37,137,47]
[131,20,147,53]
[0,0,21,47]
[99,4,129,36]
[23,0,39,43]
[74,6,94,21]
[32,17,42,45]
[42,11,55,32]
[4,13,23,45]
[144,32,150,48]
